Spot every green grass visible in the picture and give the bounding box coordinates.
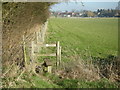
[40,72,118,88]
[11,72,61,88]
[45,18,118,61]
[30,75,60,88]
[34,17,119,88]
[56,78,118,88]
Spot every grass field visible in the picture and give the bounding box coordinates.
[45,18,118,62]
[36,18,119,88]
[17,18,118,88]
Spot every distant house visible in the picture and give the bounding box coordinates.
[59,12,67,17]
[67,12,73,17]
[67,15,71,17]
[59,12,77,17]
[115,12,120,17]
[51,11,83,17]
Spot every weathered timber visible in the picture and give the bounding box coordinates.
[36,53,56,57]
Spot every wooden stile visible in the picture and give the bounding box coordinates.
[31,40,62,70]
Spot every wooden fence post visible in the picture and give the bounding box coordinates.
[36,32,40,53]
[36,32,39,44]
[23,35,27,67]
[31,41,37,73]
[59,46,61,65]
[48,66,52,73]
[56,41,60,67]
[31,41,35,60]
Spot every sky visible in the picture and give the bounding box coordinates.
[50,2,119,12]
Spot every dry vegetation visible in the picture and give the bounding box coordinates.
[55,56,120,82]
[2,2,53,68]
[2,2,54,88]
[56,59,100,81]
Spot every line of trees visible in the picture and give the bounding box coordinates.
[81,9,120,17]
[96,9,119,17]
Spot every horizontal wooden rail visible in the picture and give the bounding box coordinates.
[43,44,56,47]
[36,53,56,56]
[36,44,56,47]
[20,44,56,47]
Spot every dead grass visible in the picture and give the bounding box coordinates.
[55,55,120,83]
[55,57,100,81]
[93,56,120,82]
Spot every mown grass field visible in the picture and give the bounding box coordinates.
[45,17,118,62]
[35,18,119,88]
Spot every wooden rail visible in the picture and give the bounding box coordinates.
[36,44,56,47]
[36,53,56,56]
[31,41,61,67]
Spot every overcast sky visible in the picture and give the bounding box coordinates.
[50,2,118,11]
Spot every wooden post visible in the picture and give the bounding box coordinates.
[56,41,60,67]
[39,32,42,42]
[38,32,40,42]
[36,32,39,44]
[31,41,37,73]
[59,46,61,65]
[36,32,40,53]
[41,25,44,42]
[23,35,27,67]
[48,66,52,73]
[31,41,35,60]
